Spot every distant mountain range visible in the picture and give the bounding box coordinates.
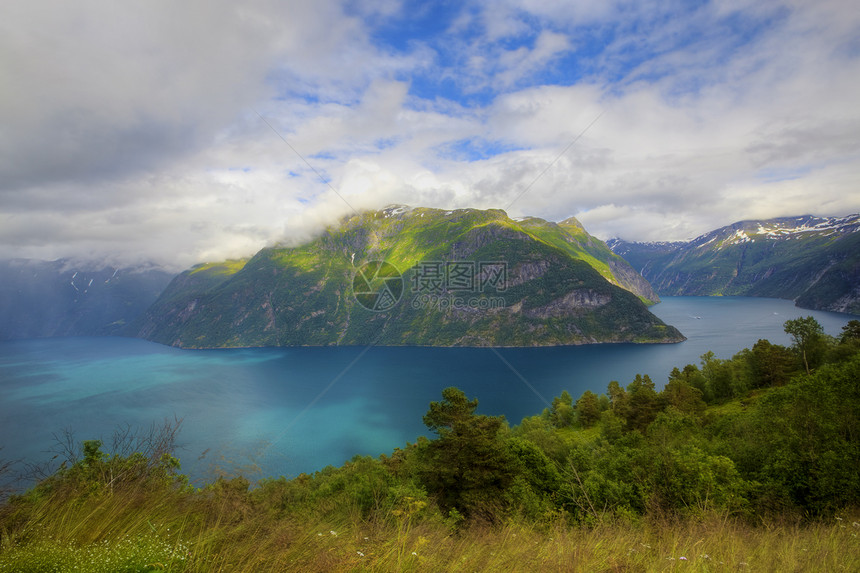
[607,215,860,315]
[5,210,856,346]
[135,206,683,347]
[0,259,173,340]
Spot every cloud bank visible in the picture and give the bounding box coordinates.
[1,0,858,270]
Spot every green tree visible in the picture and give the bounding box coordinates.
[575,390,601,428]
[599,410,626,443]
[550,390,575,428]
[784,316,825,374]
[649,445,749,516]
[739,355,860,514]
[669,364,711,402]
[661,377,706,416]
[607,380,631,422]
[749,339,795,387]
[423,386,479,434]
[840,320,860,344]
[700,351,735,401]
[419,387,513,518]
[505,438,563,519]
[509,415,568,463]
[626,374,660,431]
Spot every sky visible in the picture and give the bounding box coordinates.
[1,0,859,271]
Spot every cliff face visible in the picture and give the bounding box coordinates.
[608,258,660,304]
[136,206,683,348]
[608,215,860,315]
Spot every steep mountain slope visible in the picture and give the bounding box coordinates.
[608,215,860,314]
[0,259,175,340]
[518,215,661,303]
[137,207,682,348]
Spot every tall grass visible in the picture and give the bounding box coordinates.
[2,484,857,572]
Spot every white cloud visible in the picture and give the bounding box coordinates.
[1,0,859,269]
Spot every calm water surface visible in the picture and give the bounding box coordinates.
[0,297,854,484]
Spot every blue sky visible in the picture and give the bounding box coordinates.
[1,0,859,269]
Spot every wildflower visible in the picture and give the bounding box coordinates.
[701,554,710,559]
[412,552,418,556]
[317,533,323,537]
[330,530,337,536]
[836,517,843,521]
[680,556,688,560]
[357,551,365,557]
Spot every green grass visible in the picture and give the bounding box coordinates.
[188,259,247,276]
[0,534,191,572]
[2,488,857,572]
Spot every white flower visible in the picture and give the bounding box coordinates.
[330,530,337,536]
[357,551,364,557]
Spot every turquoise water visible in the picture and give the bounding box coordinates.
[0,297,854,485]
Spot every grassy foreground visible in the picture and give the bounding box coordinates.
[1,484,858,572]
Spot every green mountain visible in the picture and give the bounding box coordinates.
[136,206,683,347]
[607,215,860,314]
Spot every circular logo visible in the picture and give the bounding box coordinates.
[353,260,403,311]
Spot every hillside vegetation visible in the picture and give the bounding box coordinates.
[136,206,681,348]
[2,319,858,572]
